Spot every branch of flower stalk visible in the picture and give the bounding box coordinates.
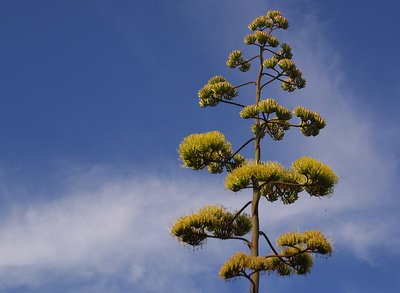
[219,99,247,108]
[230,200,252,223]
[206,234,251,246]
[229,137,256,160]
[234,81,257,89]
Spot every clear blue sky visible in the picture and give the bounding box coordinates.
[0,1,399,292]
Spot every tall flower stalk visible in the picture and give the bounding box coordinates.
[171,10,338,293]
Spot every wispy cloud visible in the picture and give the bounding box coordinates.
[0,166,248,292]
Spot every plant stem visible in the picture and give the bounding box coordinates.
[250,45,264,293]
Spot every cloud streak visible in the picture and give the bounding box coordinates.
[0,167,248,292]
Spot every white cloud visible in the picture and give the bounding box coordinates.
[0,167,247,292]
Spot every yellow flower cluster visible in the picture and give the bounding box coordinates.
[225,161,285,192]
[219,230,332,279]
[226,50,251,72]
[293,106,326,136]
[170,205,251,247]
[277,230,333,255]
[198,76,238,107]
[292,156,338,196]
[219,252,282,279]
[225,157,338,202]
[248,10,289,31]
[179,131,242,174]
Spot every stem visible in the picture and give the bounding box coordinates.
[235,55,259,67]
[229,137,256,160]
[205,234,251,246]
[263,72,294,86]
[231,200,253,223]
[263,47,279,56]
[219,99,246,108]
[250,190,260,293]
[234,81,256,89]
[247,55,260,63]
[259,231,280,256]
[250,45,264,293]
[260,72,284,90]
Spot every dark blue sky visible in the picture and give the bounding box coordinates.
[0,1,399,292]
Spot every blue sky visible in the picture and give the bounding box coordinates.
[0,0,399,292]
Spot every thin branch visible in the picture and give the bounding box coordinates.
[266,120,302,128]
[263,72,294,86]
[245,55,260,64]
[231,200,252,223]
[240,271,255,287]
[229,137,256,160]
[259,230,301,271]
[256,180,306,193]
[263,47,279,56]
[271,68,280,74]
[232,56,259,70]
[260,120,268,133]
[275,77,292,85]
[259,231,280,256]
[260,72,284,90]
[219,99,246,108]
[205,234,251,246]
[261,112,267,121]
[234,81,256,89]
[236,56,259,65]
[260,77,279,90]
[262,248,317,260]
[268,181,306,187]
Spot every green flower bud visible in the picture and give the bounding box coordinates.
[208,75,226,84]
[248,16,267,31]
[254,31,269,45]
[279,43,293,58]
[265,121,285,141]
[278,59,295,71]
[226,50,242,68]
[293,107,326,136]
[257,98,278,114]
[276,105,292,120]
[198,76,238,107]
[274,15,289,29]
[267,35,280,47]
[198,84,219,107]
[266,10,281,18]
[244,34,257,45]
[240,105,259,119]
[281,78,296,92]
[296,77,306,88]
[263,57,279,69]
[226,50,251,71]
[239,61,251,72]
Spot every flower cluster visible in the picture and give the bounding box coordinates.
[198,76,237,107]
[171,205,251,247]
[179,131,244,173]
